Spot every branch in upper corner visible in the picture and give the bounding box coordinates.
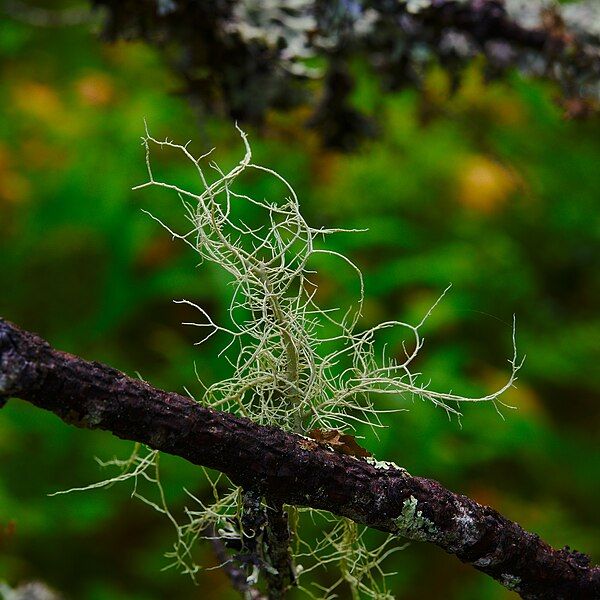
[0,317,598,599]
[84,0,600,148]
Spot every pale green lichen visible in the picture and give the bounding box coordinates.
[500,573,521,591]
[133,125,522,436]
[55,128,521,598]
[365,457,407,473]
[394,496,439,542]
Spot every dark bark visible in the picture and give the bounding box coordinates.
[0,318,598,599]
[237,490,296,598]
[208,524,268,600]
[262,499,296,599]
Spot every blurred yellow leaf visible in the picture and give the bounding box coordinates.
[360,297,386,327]
[75,73,115,107]
[466,484,502,509]
[20,137,69,170]
[492,96,526,126]
[481,368,545,418]
[455,61,525,125]
[310,148,340,185]
[456,155,517,214]
[12,81,63,122]
[0,172,30,205]
[423,65,451,106]
[134,236,180,273]
[0,145,30,204]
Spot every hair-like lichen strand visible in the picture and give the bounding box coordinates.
[57,126,522,598]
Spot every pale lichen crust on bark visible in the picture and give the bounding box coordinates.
[394,496,439,542]
[500,573,522,592]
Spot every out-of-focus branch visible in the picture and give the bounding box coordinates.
[0,318,598,599]
[2,1,92,27]
[5,2,597,145]
[77,0,600,147]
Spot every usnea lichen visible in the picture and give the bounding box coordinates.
[55,127,522,598]
[131,124,521,436]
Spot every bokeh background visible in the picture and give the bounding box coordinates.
[0,5,599,600]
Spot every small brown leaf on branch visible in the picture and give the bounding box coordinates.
[308,428,372,458]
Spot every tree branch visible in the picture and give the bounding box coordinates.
[86,0,600,147]
[0,318,597,599]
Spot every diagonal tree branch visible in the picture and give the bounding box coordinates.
[0,317,597,599]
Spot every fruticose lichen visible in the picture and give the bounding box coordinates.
[54,128,521,599]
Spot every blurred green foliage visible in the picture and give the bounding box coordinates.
[0,10,599,600]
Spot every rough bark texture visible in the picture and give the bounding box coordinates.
[263,499,296,599]
[0,318,598,599]
[208,523,268,600]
